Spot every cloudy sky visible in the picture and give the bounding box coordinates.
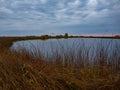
[0,0,120,36]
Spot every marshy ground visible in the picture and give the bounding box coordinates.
[0,36,120,90]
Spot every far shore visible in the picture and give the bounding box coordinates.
[0,34,120,49]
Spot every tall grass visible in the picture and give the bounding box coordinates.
[0,39,120,90]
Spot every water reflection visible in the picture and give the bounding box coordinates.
[11,38,120,60]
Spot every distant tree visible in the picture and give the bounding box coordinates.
[64,33,68,37]
[40,35,49,40]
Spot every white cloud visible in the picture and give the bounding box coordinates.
[83,8,110,24]
[0,0,4,2]
[98,0,120,6]
[87,0,98,8]
[0,7,13,14]
[40,0,47,4]
[68,0,81,7]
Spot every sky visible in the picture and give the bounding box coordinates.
[0,0,120,36]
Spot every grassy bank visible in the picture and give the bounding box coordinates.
[0,36,120,90]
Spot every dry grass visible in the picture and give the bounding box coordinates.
[0,39,120,90]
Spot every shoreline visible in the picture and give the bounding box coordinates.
[0,35,120,49]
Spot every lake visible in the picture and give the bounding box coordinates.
[11,38,120,62]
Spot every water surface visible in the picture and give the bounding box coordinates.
[11,38,120,60]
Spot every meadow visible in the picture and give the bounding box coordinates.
[0,36,120,90]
